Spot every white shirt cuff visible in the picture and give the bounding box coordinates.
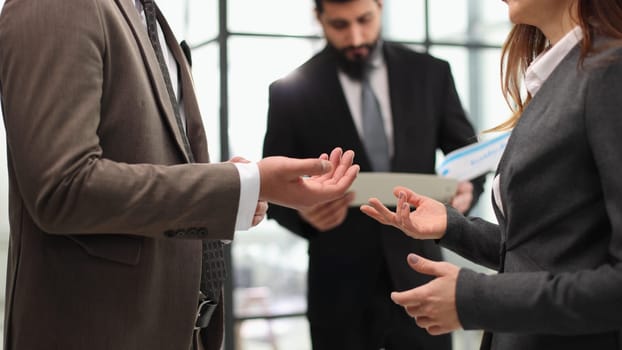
[233,162,260,231]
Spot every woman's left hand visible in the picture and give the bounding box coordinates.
[391,254,463,335]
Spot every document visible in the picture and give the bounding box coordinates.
[436,132,510,181]
[349,172,458,206]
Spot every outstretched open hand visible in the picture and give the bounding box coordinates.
[360,186,447,240]
[258,147,359,210]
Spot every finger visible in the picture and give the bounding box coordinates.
[360,198,395,225]
[359,204,382,222]
[456,180,474,194]
[392,186,416,199]
[253,212,267,226]
[254,201,269,216]
[288,158,333,178]
[406,254,450,278]
[427,325,451,336]
[252,214,265,226]
[319,149,355,185]
[395,191,411,225]
[391,286,425,304]
[404,304,424,319]
[395,193,421,236]
[229,156,249,163]
[332,149,355,180]
[328,147,344,169]
[393,186,427,207]
[414,315,434,329]
[332,162,360,190]
[450,194,470,214]
[313,148,342,181]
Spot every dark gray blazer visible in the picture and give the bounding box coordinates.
[441,40,622,350]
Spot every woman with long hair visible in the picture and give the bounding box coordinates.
[361,1,622,349]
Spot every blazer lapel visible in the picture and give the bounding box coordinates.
[384,44,415,170]
[114,0,193,163]
[314,49,374,170]
[157,10,210,163]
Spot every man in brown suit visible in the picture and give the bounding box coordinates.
[0,0,359,349]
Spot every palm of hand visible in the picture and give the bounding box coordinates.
[360,185,447,240]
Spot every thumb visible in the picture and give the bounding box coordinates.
[285,158,333,177]
[407,254,445,277]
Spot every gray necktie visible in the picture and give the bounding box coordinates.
[361,72,390,172]
[139,0,225,304]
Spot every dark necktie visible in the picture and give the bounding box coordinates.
[361,70,390,172]
[139,0,225,303]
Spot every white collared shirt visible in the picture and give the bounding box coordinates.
[133,1,259,231]
[493,26,583,217]
[338,46,394,157]
[524,26,583,96]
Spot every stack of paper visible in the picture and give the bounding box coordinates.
[349,172,458,206]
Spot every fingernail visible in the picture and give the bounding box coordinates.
[408,254,419,264]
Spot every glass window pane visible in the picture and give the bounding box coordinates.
[191,43,222,161]
[232,222,311,349]
[228,36,321,161]
[236,315,311,349]
[427,46,471,114]
[428,46,508,132]
[229,0,320,36]
[429,0,510,45]
[383,0,425,42]
[228,36,321,349]
[479,49,511,131]
[157,0,187,38]
[187,0,218,45]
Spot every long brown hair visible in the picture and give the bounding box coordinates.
[490,0,622,132]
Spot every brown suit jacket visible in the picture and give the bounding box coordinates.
[0,0,237,348]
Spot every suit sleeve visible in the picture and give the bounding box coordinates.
[453,58,622,335]
[262,81,317,239]
[436,62,486,210]
[441,207,501,270]
[0,0,239,239]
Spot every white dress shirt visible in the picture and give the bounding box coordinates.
[134,1,259,230]
[493,26,583,216]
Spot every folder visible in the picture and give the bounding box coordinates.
[349,172,458,206]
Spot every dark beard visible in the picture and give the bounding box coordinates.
[328,40,379,80]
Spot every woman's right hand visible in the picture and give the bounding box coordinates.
[360,186,447,240]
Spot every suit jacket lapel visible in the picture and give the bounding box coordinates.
[315,48,374,170]
[114,0,193,163]
[157,10,210,163]
[384,44,414,170]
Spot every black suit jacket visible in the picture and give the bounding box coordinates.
[263,42,483,326]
